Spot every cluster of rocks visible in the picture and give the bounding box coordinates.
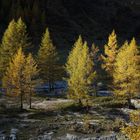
[37,132,54,140]
[0,130,5,140]
[61,133,118,140]
[0,129,18,140]
[36,133,119,140]
[34,132,123,140]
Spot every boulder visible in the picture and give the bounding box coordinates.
[38,131,54,140]
[131,99,140,109]
[9,128,18,140]
[0,134,6,140]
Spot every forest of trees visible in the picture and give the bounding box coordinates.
[0,18,63,109]
[0,5,140,138]
[1,1,140,139]
[0,18,140,112]
[0,0,47,39]
[1,0,140,48]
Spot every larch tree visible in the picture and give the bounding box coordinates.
[2,48,25,110]
[0,18,31,79]
[102,30,118,86]
[90,44,100,96]
[0,20,18,78]
[24,53,39,109]
[66,36,96,105]
[2,48,39,110]
[138,45,140,96]
[38,28,60,91]
[91,44,100,67]
[113,38,140,99]
[16,18,32,53]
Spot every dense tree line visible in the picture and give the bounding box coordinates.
[0,0,47,40]
[1,19,140,138]
[0,19,61,109]
[1,0,140,44]
[0,19,140,111]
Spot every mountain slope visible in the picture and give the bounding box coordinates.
[0,0,140,47]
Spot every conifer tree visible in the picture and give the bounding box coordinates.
[3,48,39,110]
[91,44,100,66]
[102,30,118,85]
[16,18,32,53]
[38,28,60,91]
[0,18,32,78]
[2,48,25,110]
[24,53,39,109]
[90,44,101,96]
[66,36,96,105]
[0,20,18,78]
[113,38,140,98]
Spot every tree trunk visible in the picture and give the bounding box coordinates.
[94,85,97,97]
[127,97,134,109]
[78,99,82,106]
[49,81,51,92]
[20,93,23,110]
[52,83,54,91]
[29,93,32,109]
[86,99,90,112]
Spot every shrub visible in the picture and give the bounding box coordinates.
[93,96,127,108]
[121,111,140,140]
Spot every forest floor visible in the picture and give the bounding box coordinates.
[0,95,131,139]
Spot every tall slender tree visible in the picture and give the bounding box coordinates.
[0,20,18,78]
[3,48,39,110]
[102,30,118,86]
[2,48,25,109]
[16,18,32,53]
[113,38,140,98]
[0,18,31,79]
[66,36,96,105]
[90,44,101,96]
[24,53,39,109]
[38,28,61,91]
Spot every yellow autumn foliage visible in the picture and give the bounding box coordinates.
[122,111,140,140]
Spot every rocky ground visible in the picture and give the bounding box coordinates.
[0,96,131,140]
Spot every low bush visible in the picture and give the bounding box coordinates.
[93,96,127,108]
[121,111,140,140]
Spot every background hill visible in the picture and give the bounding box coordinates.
[0,0,140,47]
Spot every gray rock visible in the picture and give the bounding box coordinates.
[38,131,54,140]
[10,129,18,134]
[131,99,140,109]
[73,113,82,118]
[43,135,52,140]
[66,134,79,140]
[20,123,29,128]
[9,128,18,140]
[0,134,6,140]
[9,134,17,140]
[59,133,118,140]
